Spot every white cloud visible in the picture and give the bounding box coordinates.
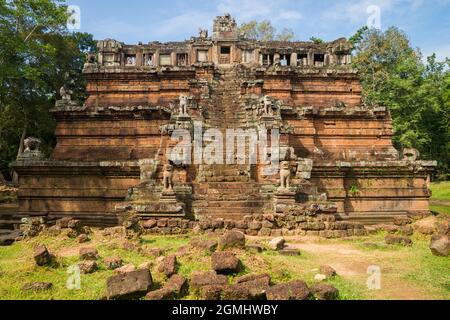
[322,0,394,24]
[153,11,215,39]
[278,10,303,21]
[217,0,274,21]
[217,0,302,23]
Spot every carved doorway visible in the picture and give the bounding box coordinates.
[219,46,231,64]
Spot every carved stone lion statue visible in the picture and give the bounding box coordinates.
[279,161,291,190]
[60,86,73,101]
[24,137,42,153]
[262,95,273,116]
[179,95,189,116]
[163,164,174,191]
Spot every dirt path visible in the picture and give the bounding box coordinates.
[286,240,437,300]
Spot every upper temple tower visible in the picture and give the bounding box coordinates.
[213,13,238,41]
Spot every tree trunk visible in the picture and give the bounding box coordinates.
[0,172,5,184]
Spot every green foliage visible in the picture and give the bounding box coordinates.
[351,26,450,176]
[0,0,96,177]
[309,36,324,44]
[238,20,295,41]
[349,185,360,196]
[430,181,450,201]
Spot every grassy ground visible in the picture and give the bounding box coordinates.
[430,181,450,215]
[0,230,448,300]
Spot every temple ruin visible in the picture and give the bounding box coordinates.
[12,14,436,232]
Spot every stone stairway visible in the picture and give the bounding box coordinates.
[0,203,21,245]
[193,66,270,220]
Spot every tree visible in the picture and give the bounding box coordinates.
[277,28,295,42]
[238,20,295,41]
[351,26,450,177]
[0,0,95,180]
[309,37,324,44]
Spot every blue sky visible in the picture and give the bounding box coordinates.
[69,0,450,60]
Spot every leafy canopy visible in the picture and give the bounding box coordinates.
[351,26,450,177]
[0,0,95,176]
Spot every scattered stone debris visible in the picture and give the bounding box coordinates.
[190,271,228,290]
[165,274,188,297]
[102,226,126,239]
[199,285,226,300]
[145,287,174,300]
[22,282,53,292]
[278,248,300,256]
[138,262,153,270]
[211,251,241,274]
[190,239,218,252]
[218,230,246,250]
[268,237,285,251]
[393,216,413,226]
[266,280,310,300]
[77,234,90,243]
[104,257,123,270]
[79,247,99,261]
[114,264,136,274]
[147,248,164,257]
[222,285,252,300]
[146,274,188,301]
[314,274,327,282]
[319,265,337,278]
[122,241,140,252]
[430,235,450,257]
[234,274,270,299]
[21,217,46,238]
[106,269,153,300]
[78,261,98,274]
[311,284,339,300]
[158,255,177,277]
[33,244,54,266]
[385,235,413,246]
[245,244,264,253]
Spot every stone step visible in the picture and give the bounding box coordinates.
[193,200,267,208]
[193,207,266,216]
[338,212,409,225]
[199,176,252,183]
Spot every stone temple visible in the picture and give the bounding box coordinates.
[12,15,436,233]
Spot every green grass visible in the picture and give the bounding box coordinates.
[430,181,450,201]
[0,231,449,300]
[430,182,450,216]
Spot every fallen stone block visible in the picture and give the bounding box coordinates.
[211,251,241,274]
[430,235,450,257]
[319,265,337,277]
[385,235,413,246]
[218,230,245,250]
[266,280,310,300]
[33,244,54,266]
[114,264,136,274]
[22,282,53,292]
[79,247,99,261]
[268,237,285,251]
[158,255,177,277]
[78,261,98,274]
[311,284,339,300]
[104,256,123,270]
[106,269,153,300]
[190,271,228,290]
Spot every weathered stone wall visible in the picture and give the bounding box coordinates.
[11,15,436,228]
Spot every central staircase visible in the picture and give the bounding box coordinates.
[192,66,270,220]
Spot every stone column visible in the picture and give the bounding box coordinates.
[291,52,298,67]
[171,52,177,66]
[154,51,160,67]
